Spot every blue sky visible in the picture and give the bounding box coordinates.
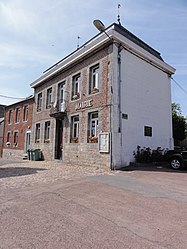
[0,0,187,115]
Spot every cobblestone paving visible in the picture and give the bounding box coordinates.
[0,159,112,190]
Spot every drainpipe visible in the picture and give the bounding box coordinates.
[109,44,114,170]
[118,44,123,169]
[110,90,113,170]
[118,44,122,137]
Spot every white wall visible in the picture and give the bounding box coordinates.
[112,47,173,167]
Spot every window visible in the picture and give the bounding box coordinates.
[72,74,80,100]
[89,64,100,94]
[44,121,50,142]
[88,112,99,143]
[8,109,13,124]
[58,81,65,103]
[71,115,79,143]
[144,126,152,137]
[57,82,66,112]
[6,131,11,144]
[13,131,18,147]
[35,123,40,142]
[37,93,42,112]
[23,105,29,121]
[15,107,20,123]
[46,88,52,108]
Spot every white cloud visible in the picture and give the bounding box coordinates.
[0,42,59,68]
[0,1,36,34]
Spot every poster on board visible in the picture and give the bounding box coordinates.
[98,132,110,153]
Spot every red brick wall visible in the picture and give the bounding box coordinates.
[3,98,34,151]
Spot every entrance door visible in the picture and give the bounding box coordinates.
[55,119,63,160]
[25,131,31,152]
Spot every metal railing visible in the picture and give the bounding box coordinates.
[49,99,66,118]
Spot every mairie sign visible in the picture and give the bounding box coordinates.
[75,99,93,111]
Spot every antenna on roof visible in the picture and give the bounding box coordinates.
[117,3,121,25]
[77,36,81,49]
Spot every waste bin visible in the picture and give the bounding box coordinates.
[31,149,41,161]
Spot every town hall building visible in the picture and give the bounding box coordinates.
[30,22,175,169]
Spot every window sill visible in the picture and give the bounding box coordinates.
[89,89,100,95]
[91,88,99,94]
[72,93,80,101]
[44,139,50,143]
[71,138,79,143]
[46,104,52,109]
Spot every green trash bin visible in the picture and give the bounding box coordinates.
[31,149,41,161]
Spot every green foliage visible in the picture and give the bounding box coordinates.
[133,145,165,163]
[172,103,186,145]
[172,103,182,116]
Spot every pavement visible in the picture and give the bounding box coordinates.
[0,159,187,249]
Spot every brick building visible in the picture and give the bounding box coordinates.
[0,117,5,157]
[3,96,34,159]
[30,23,175,169]
[0,105,5,157]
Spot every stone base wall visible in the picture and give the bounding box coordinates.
[3,148,24,159]
[31,142,53,161]
[63,143,110,168]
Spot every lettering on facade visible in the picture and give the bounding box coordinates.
[75,99,93,111]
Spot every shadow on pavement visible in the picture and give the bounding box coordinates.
[120,163,187,173]
[0,167,46,178]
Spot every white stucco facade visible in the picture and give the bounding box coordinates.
[111,30,175,168]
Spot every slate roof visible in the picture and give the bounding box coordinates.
[31,22,164,87]
[113,23,163,61]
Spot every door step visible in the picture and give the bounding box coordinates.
[22,153,28,160]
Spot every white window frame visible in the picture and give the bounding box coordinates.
[7,131,11,143]
[72,74,80,100]
[8,109,13,124]
[89,64,99,94]
[37,93,42,112]
[46,88,52,108]
[88,112,99,141]
[58,81,65,103]
[23,105,29,122]
[71,115,79,142]
[44,121,50,141]
[15,107,21,123]
[35,123,40,142]
[13,131,18,147]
